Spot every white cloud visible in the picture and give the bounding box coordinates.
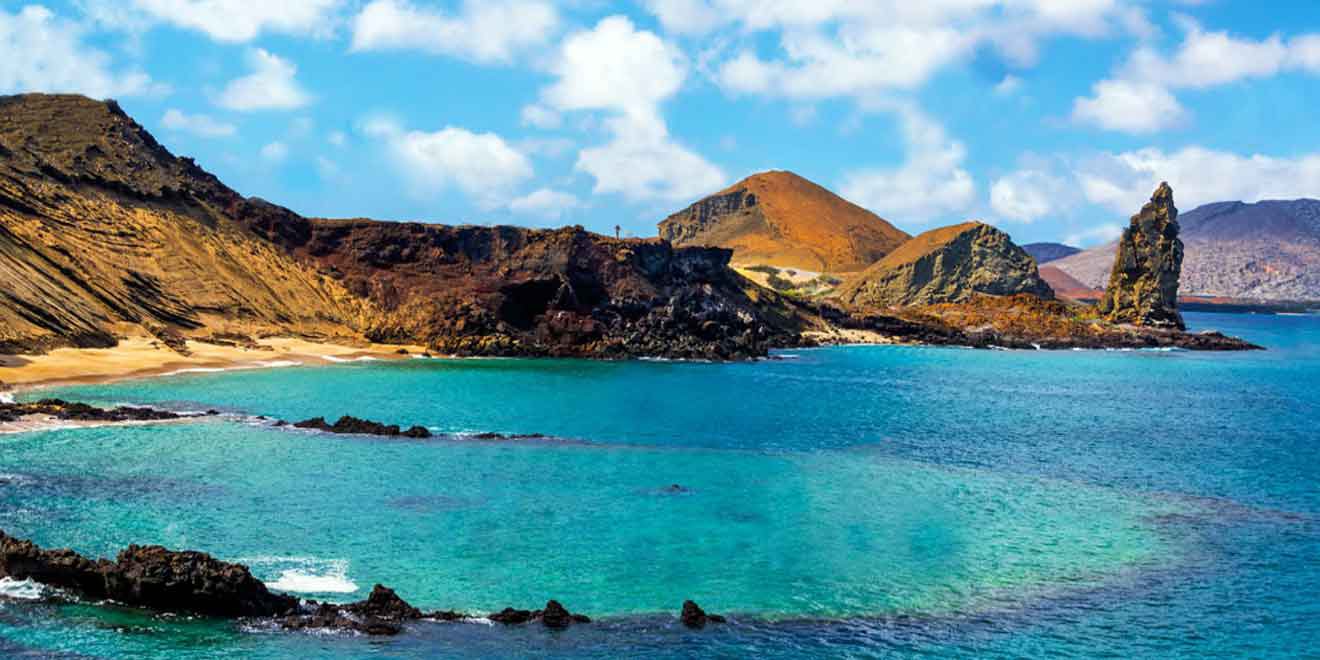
[993,75,1022,96]
[538,16,726,203]
[0,5,161,98]
[161,108,235,137]
[216,49,312,112]
[576,113,727,203]
[327,130,347,147]
[543,16,686,117]
[839,103,975,226]
[1071,80,1187,133]
[520,104,561,129]
[989,169,1072,223]
[350,0,558,64]
[1073,19,1320,133]
[1064,223,1123,247]
[508,188,582,219]
[362,118,533,206]
[260,141,289,161]
[1076,146,1320,214]
[113,0,341,42]
[650,1,1144,101]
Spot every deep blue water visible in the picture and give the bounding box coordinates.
[0,311,1317,658]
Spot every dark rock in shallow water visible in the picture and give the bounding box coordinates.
[346,584,423,620]
[289,415,433,438]
[489,600,590,627]
[0,399,184,423]
[0,529,297,618]
[680,600,726,628]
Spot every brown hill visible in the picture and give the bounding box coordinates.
[1038,266,1099,300]
[835,222,1053,309]
[657,170,910,273]
[0,94,807,360]
[0,94,364,353]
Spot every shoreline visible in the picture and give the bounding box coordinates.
[0,335,426,394]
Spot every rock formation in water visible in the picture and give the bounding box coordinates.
[0,529,298,618]
[680,600,726,628]
[291,415,431,438]
[0,94,809,360]
[1098,183,1185,329]
[0,398,194,423]
[658,171,910,272]
[488,600,591,627]
[834,222,1053,309]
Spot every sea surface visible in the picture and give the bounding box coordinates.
[1,311,1317,659]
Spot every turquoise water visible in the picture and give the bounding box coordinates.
[1,311,1317,658]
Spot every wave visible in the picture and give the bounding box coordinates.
[320,355,380,364]
[0,577,47,601]
[0,392,14,404]
[160,360,303,378]
[244,556,359,595]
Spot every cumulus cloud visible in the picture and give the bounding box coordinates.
[839,103,975,226]
[537,16,726,203]
[1064,223,1124,248]
[520,104,561,129]
[989,169,1071,223]
[645,1,1145,101]
[1075,146,1320,213]
[260,141,289,162]
[350,0,558,64]
[362,118,533,207]
[0,5,161,98]
[1073,19,1320,133]
[508,188,582,219]
[161,109,235,137]
[96,0,344,42]
[216,49,312,111]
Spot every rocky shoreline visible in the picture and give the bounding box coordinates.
[0,531,724,637]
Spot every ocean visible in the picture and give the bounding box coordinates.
[1,311,1316,658]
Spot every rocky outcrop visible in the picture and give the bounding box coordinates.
[0,398,193,423]
[1098,183,1185,329]
[488,600,591,627]
[1047,197,1320,303]
[0,529,298,618]
[835,222,1053,309]
[658,171,910,272]
[680,600,726,628]
[291,415,431,438]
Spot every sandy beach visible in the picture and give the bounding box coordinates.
[0,335,427,391]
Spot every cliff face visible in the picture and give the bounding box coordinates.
[1098,183,1184,329]
[0,94,365,353]
[245,216,807,359]
[657,171,910,273]
[834,222,1053,309]
[0,94,806,360]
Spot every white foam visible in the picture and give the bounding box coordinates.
[0,392,14,404]
[245,556,358,595]
[320,355,379,364]
[0,577,47,601]
[250,360,303,368]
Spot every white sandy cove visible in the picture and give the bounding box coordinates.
[0,335,425,390]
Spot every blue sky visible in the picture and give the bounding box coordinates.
[4,1,1320,247]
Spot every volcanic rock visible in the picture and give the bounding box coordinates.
[489,600,590,627]
[1098,182,1185,329]
[835,222,1053,309]
[680,600,726,628]
[0,530,297,618]
[0,399,183,423]
[290,415,432,438]
[658,170,910,272]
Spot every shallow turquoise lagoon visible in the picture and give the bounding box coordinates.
[1,312,1317,658]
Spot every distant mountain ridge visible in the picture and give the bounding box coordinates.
[1022,242,1081,263]
[1047,198,1320,301]
[658,170,910,273]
